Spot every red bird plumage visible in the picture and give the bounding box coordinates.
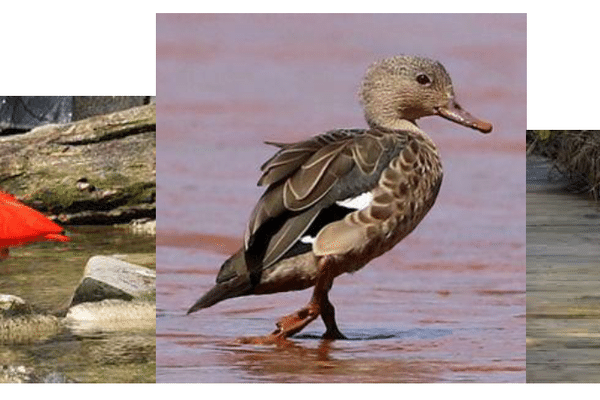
[0,191,69,259]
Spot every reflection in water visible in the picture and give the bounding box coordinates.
[164,325,519,383]
[0,225,156,383]
[220,340,441,383]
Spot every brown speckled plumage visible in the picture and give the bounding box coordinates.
[188,55,492,342]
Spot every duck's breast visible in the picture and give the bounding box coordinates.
[313,133,443,271]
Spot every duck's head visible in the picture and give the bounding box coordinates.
[359,55,492,133]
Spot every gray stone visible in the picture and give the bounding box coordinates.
[70,256,155,306]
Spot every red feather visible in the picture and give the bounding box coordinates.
[0,191,69,256]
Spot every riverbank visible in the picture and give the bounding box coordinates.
[527,130,600,199]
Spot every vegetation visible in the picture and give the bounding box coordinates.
[527,130,600,199]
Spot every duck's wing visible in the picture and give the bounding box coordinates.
[242,128,403,277]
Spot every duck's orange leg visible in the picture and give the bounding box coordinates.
[238,299,320,345]
[272,301,320,338]
[270,284,346,340]
[271,255,346,340]
[239,256,346,344]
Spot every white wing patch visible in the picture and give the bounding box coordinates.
[298,191,372,251]
[300,235,316,244]
[336,191,373,210]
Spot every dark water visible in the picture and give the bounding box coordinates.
[157,14,526,382]
[0,225,156,383]
[526,155,600,383]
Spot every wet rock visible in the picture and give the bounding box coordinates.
[63,298,156,370]
[70,255,156,307]
[0,365,37,383]
[1,294,62,344]
[0,365,75,383]
[64,299,156,335]
[2,255,155,344]
[0,313,62,345]
[0,294,26,311]
[129,218,156,235]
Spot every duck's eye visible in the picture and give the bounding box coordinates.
[416,74,431,85]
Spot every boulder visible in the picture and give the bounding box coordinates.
[70,255,155,307]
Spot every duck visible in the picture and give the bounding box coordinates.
[187,55,492,342]
[0,191,70,260]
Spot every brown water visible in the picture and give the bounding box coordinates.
[0,225,156,383]
[526,155,600,383]
[156,14,526,383]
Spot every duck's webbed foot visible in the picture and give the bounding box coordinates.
[271,302,321,339]
[235,304,320,346]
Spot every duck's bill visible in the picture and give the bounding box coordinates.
[435,100,493,134]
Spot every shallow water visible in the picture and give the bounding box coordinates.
[526,155,600,383]
[0,225,156,383]
[156,14,526,383]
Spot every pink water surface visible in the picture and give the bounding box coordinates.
[157,13,526,383]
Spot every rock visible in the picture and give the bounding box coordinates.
[129,218,156,235]
[0,103,156,224]
[69,256,155,307]
[0,365,75,383]
[0,294,26,311]
[1,294,61,344]
[0,96,152,133]
[0,365,37,383]
[64,299,156,335]
[0,313,62,345]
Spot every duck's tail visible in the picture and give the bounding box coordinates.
[187,249,254,314]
